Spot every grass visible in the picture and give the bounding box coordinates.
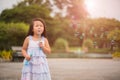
[87,48,110,54]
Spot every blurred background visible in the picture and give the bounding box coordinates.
[0,0,120,61]
[0,0,120,80]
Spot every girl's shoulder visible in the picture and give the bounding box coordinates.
[43,37,49,43]
[24,36,29,40]
[42,36,47,40]
[27,35,33,39]
[22,36,29,45]
[24,36,32,41]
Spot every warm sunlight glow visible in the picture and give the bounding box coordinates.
[85,0,96,11]
[84,0,120,21]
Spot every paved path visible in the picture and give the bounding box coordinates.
[0,58,120,80]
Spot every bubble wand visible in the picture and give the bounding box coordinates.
[38,31,43,49]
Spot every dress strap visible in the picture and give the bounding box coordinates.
[41,36,45,45]
[29,35,44,41]
[41,36,44,41]
[29,35,32,40]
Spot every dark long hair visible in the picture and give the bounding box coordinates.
[27,18,47,37]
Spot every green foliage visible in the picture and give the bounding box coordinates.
[0,0,120,50]
[53,38,69,52]
[0,50,12,60]
[83,39,93,49]
[46,18,77,46]
[112,52,120,58]
[0,5,51,23]
[107,30,120,41]
[16,0,45,7]
[107,29,120,50]
[77,18,120,48]
[0,22,28,50]
[15,0,88,19]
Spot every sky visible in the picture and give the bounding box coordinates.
[85,0,120,21]
[0,0,21,12]
[0,0,120,21]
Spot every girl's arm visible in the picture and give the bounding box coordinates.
[40,38,51,54]
[22,36,30,60]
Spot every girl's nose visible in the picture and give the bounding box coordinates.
[38,26,41,28]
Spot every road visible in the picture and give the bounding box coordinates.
[0,58,120,80]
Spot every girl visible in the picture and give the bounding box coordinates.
[21,18,51,80]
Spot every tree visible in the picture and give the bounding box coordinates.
[0,22,28,50]
[0,5,51,23]
[50,0,88,20]
[107,29,120,50]
[75,18,120,48]
[16,0,88,19]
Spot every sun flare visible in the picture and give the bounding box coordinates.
[85,0,95,11]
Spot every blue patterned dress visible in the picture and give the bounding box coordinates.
[21,36,51,80]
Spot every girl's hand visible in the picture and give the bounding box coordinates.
[25,55,31,61]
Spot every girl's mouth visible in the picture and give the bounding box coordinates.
[37,30,41,34]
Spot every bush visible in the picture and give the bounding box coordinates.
[112,52,120,58]
[53,38,69,52]
[83,38,93,49]
[0,50,12,60]
[0,22,28,50]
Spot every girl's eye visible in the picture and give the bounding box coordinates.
[36,25,39,27]
[40,25,43,27]
[36,25,43,27]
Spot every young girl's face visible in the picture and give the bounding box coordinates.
[33,21,44,36]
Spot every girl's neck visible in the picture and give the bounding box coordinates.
[33,34,41,38]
